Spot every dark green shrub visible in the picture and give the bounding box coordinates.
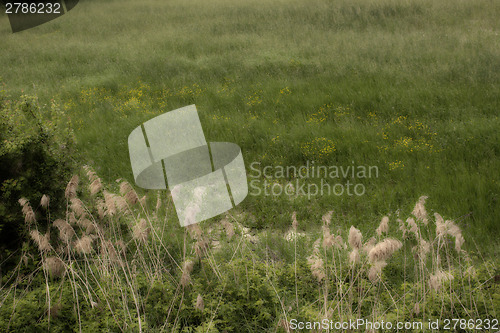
[0,81,75,271]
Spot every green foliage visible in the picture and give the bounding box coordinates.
[0,83,74,266]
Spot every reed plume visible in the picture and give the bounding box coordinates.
[30,230,52,252]
[180,260,195,287]
[53,219,75,244]
[65,175,79,199]
[412,195,428,225]
[348,226,363,250]
[40,194,50,209]
[195,294,204,311]
[368,238,402,263]
[132,219,150,242]
[44,256,65,278]
[376,216,389,236]
[429,270,454,291]
[74,235,94,254]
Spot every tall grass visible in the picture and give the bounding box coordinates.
[0,169,497,331]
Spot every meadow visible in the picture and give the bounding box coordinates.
[0,0,499,331]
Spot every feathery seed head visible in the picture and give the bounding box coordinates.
[195,294,204,311]
[368,238,402,263]
[132,218,150,242]
[44,256,65,278]
[291,211,298,230]
[65,175,79,199]
[376,216,389,236]
[74,236,94,254]
[348,226,363,250]
[30,230,52,252]
[412,195,429,225]
[322,211,333,226]
[40,194,50,208]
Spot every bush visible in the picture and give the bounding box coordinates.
[0,81,75,269]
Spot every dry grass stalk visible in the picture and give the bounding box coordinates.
[434,214,465,252]
[322,226,344,249]
[40,194,50,209]
[132,219,150,242]
[84,165,103,195]
[322,211,333,226]
[195,294,204,311]
[376,216,389,236]
[187,223,209,257]
[18,197,28,207]
[180,260,195,287]
[70,198,85,217]
[413,237,430,260]
[83,165,98,182]
[429,270,454,291]
[412,195,429,225]
[65,175,79,199]
[19,198,36,224]
[44,256,65,278]
[115,240,127,256]
[155,192,162,212]
[348,226,363,250]
[101,240,120,263]
[335,235,346,249]
[363,237,376,254]
[24,206,36,225]
[278,318,291,333]
[77,217,95,234]
[349,249,360,266]
[30,230,52,252]
[53,219,75,244]
[74,236,94,254]
[68,212,78,225]
[125,190,139,206]
[368,261,387,282]
[187,224,203,240]
[368,238,402,263]
[103,191,116,216]
[89,179,102,195]
[115,195,129,214]
[119,181,132,196]
[406,217,419,236]
[96,199,106,219]
[291,211,298,230]
[322,225,332,249]
[120,181,139,205]
[414,303,420,315]
[194,238,209,258]
[307,238,325,282]
[435,213,445,235]
[397,218,407,238]
[307,254,325,282]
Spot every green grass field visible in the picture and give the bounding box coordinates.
[2,0,499,250]
[1,0,500,330]
[2,0,500,246]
